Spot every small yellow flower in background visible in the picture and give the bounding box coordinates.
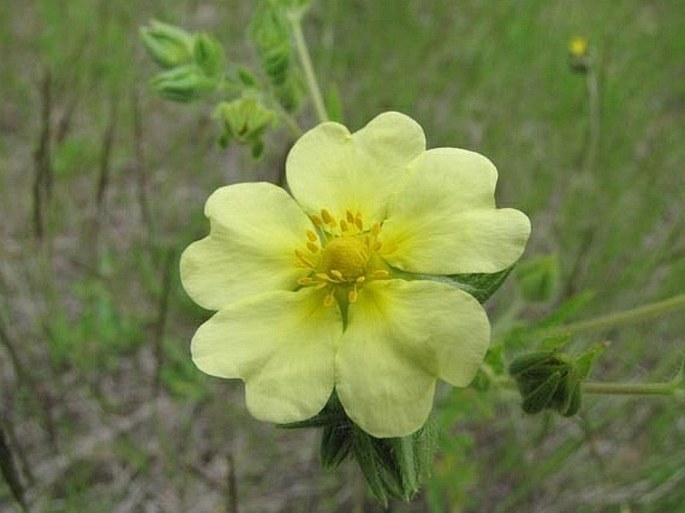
[568,36,589,58]
[180,112,531,438]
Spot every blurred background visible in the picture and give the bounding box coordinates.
[1,0,684,511]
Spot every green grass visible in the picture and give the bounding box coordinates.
[1,0,684,512]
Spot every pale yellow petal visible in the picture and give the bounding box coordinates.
[286,111,426,223]
[381,149,530,274]
[192,288,341,423]
[180,182,314,310]
[335,279,490,438]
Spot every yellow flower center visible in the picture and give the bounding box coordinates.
[295,208,389,306]
[320,236,368,281]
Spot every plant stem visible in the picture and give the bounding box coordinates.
[496,376,680,397]
[582,382,677,396]
[288,11,329,123]
[540,293,685,337]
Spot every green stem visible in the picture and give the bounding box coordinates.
[540,293,685,337]
[495,377,679,397]
[288,11,329,123]
[582,382,677,396]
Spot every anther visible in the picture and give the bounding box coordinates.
[297,277,313,285]
[306,230,318,241]
[316,272,332,282]
[330,270,344,281]
[324,292,335,307]
[346,210,355,223]
[295,250,315,268]
[311,215,323,226]
[348,287,358,303]
[321,209,334,224]
[340,219,349,232]
[371,270,389,279]
[306,241,319,253]
[355,215,363,231]
[371,222,381,236]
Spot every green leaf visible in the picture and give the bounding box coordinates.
[446,265,515,304]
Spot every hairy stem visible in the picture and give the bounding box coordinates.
[540,293,685,337]
[288,11,328,123]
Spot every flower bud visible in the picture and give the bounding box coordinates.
[509,350,582,417]
[140,20,194,69]
[213,95,277,157]
[193,33,225,77]
[150,65,219,103]
[251,2,292,86]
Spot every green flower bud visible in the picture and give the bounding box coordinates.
[140,20,194,69]
[213,95,277,156]
[251,1,292,86]
[150,65,219,103]
[509,350,582,417]
[515,255,559,303]
[193,33,225,77]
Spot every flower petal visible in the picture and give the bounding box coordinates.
[180,182,314,310]
[286,111,426,223]
[381,149,531,274]
[192,288,342,423]
[335,279,490,438]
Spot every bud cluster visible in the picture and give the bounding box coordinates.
[141,21,225,102]
[509,350,582,417]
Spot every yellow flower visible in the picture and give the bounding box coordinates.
[568,36,589,58]
[180,112,531,438]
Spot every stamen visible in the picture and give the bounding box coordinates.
[295,250,315,268]
[321,209,334,224]
[373,241,382,251]
[324,292,335,307]
[346,210,355,223]
[340,219,349,232]
[371,270,389,279]
[330,269,344,281]
[348,286,358,303]
[356,276,366,284]
[306,241,319,253]
[311,214,323,226]
[316,272,332,282]
[354,214,363,231]
[306,230,318,241]
[371,222,381,236]
[297,276,313,285]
